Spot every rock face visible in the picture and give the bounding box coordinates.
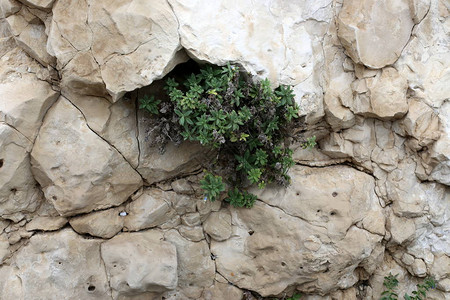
[337,0,416,68]
[30,97,142,216]
[0,0,449,299]
[5,229,112,299]
[101,231,178,298]
[212,166,384,296]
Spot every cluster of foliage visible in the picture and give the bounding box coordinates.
[139,63,315,207]
[381,273,436,300]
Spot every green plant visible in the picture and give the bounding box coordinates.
[404,277,436,300]
[139,63,314,207]
[381,273,400,300]
[286,293,302,300]
[380,273,436,300]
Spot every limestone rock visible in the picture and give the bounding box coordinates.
[31,97,142,216]
[164,229,215,299]
[6,228,111,299]
[181,212,201,227]
[0,124,41,221]
[64,90,139,168]
[201,282,243,300]
[350,67,408,120]
[178,225,204,242]
[203,209,232,241]
[25,216,67,231]
[124,188,175,232]
[48,0,183,100]
[337,0,415,68]
[252,165,384,240]
[101,230,178,297]
[212,200,383,296]
[0,72,58,140]
[69,207,124,239]
[401,99,440,147]
[17,0,55,10]
[0,234,10,263]
[6,9,55,66]
[387,213,416,245]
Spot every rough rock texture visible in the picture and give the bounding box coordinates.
[30,97,142,216]
[337,0,417,68]
[101,230,178,298]
[0,0,449,299]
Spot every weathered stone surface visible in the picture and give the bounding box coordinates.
[337,0,415,68]
[203,209,232,241]
[2,228,111,299]
[124,188,175,232]
[25,216,67,231]
[165,229,215,299]
[101,230,178,297]
[0,72,58,140]
[178,225,204,242]
[6,8,55,66]
[48,0,183,100]
[201,281,243,300]
[401,99,441,147]
[64,90,139,168]
[31,97,142,216]
[0,124,41,221]
[349,67,408,120]
[17,0,55,10]
[211,165,384,296]
[69,207,124,239]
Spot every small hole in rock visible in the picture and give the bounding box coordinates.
[281,262,286,267]
[330,211,336,216]
[296,192,300,196]
[10,188,17,194]
[113,264,117,268]
[88,285,95,292]
[58,262,62,265]
[332,192,338,197]
[317,209,321,213]
[0,159,3,168]
[248,230,254,236]
[52,196,57,201]
[300,266,303,269]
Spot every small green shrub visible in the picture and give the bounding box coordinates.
[139,63,314,207]
[381,273,436,300]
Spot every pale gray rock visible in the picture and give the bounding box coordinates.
[212,200,383,296]
[6,9,55,66]
[0,72,58,141]
[17,0,55,9]
[9,228,111,299]
[181,212,201,227]
[31,97,142,216]
[387,213,416,245]
[203,210,232,241]
[178,225,204,242]
[337,0,415,68]
[48,0,183,100]
[201,281,243,300]
[25,216,67,231]
[0,124,41,221]
[101,230,178,297]
[350,67,408,120]
[124,188,176,231]
[64,90,139,168]
[164,229,215,299]
[69,207,124,239]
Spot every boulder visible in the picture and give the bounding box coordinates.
[337,0,415,68]
[6,228,111,299]
[31,97,142,216]
[124,188,176,232]
[100,230,178,297]
[69,207,124,239]
[212,165,385,296]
